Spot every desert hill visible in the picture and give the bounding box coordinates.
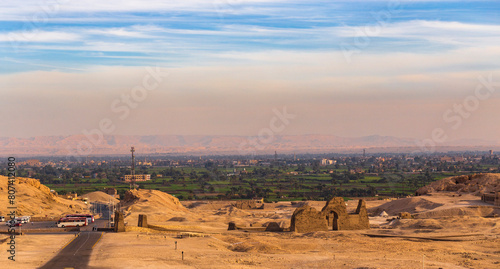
[369,197,444,216]
[369,193,500,218]
[371,174,500,219]
[81,191,119,204]
[0,176,88,217]
[416,173,500,196]
[119,189,188,224]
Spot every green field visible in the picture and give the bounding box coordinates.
[43,165,470,201]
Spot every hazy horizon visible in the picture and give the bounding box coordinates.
[1,133,499,143]
[1,1,499,145]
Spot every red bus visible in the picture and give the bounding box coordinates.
[66,214,94,223]
[57,217,88,228]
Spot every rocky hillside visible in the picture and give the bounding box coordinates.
[0,176,88,217]
[415,173,500,196]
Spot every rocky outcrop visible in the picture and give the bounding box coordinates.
[20,178,53,197]
[416,173,500,196]
[234,200,264,210]
[398,212,413,219]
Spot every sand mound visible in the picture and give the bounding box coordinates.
[0,176,88,217]
[230,242,284,254]
[369,197,444,216]
[415,206,500,219]
[82,191,119,204]
[119,189,188,223]
[389,219,443,229]
[388,215,500,234]
[185,201,207,209]
[416,173,500,196]
[121,189,186,211]
[183,201,228,211]
[228,240,286,254]
[168,217,187,222]
[214,205,251,217]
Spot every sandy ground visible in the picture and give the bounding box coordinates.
[89,224,499,269]
[0,234,74,268]
[1,192,498,268]
[88,194,500,269]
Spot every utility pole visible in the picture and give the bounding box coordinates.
[108,199,111,228]
[131,146,135,190]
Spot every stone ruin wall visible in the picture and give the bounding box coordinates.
[290,197,369,233]
[290,205,328,233]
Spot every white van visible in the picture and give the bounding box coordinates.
[13,216,31,224]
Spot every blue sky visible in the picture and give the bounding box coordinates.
[1,0,499,72]
[1,0,500,143]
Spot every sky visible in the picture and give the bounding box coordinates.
[0,0,499,143]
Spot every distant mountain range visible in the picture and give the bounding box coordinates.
[0,134,498,157]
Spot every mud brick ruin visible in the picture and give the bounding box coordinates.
[290,197,369,233]
[234,200,264,210]
[138,214,148,228]
[114,211,126,232]
[481,191,500,206]
[227,222,237,230]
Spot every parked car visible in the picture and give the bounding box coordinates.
[5,220,22,227]
[15,216,30,224]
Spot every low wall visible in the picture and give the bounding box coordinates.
[30,216,61,222]
[147,225,186,234]
[344,214,370,230]
[0,227,79,234]
[96,227,114,232]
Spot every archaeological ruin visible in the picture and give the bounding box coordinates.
[234,200,264,210]
[290,197,369,233]
[138,214,148,228]
[481,191,500,206]
[114,211,126,232]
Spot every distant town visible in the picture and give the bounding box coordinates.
[2,150,498,201]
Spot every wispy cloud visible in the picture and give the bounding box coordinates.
[2,57,85,71]
[85,28,154,38]
[337,20,500,46]
[0,0,291,21]
[0,1,499,141]
[0,30,81,42]
[1,19,498,68]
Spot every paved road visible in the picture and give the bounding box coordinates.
[38,201,112,269]
[1,201,114,233]
[39,231,102,269]
[39,219,109,269]
[0,219,112,233]
[0,221,57,232]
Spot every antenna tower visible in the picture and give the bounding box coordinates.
[131,146,135,190]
